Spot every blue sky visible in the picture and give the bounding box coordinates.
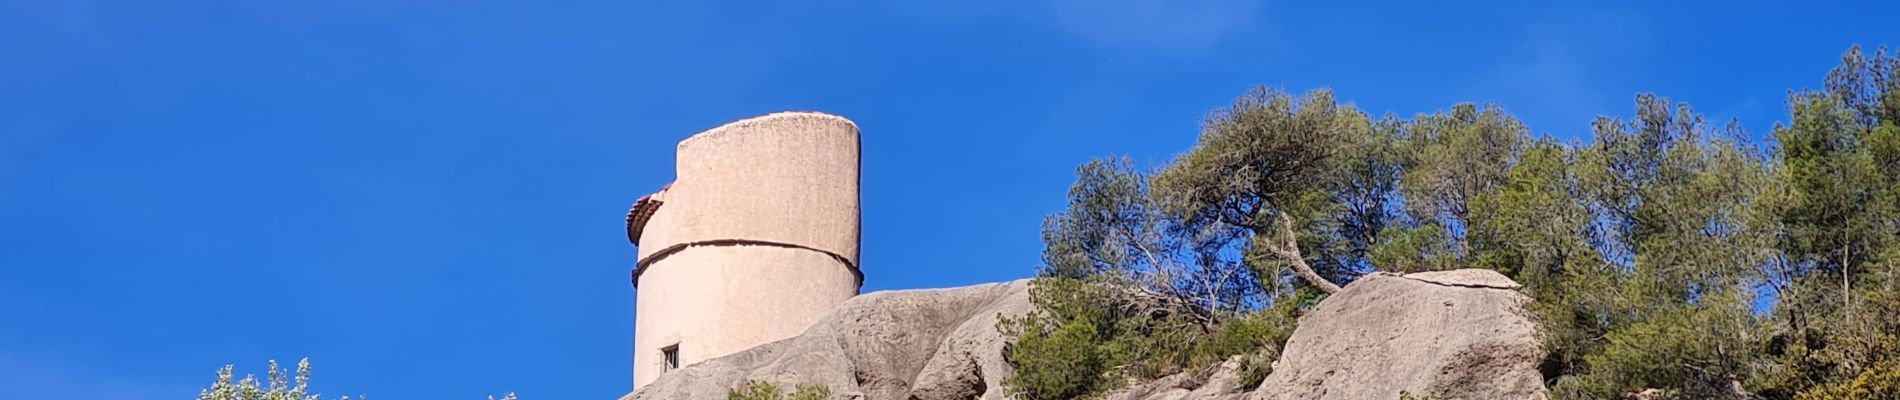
[1,1,1895,399]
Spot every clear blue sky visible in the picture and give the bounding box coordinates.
[2,1,1895,399]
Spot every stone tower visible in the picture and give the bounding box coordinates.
[624,112,863,389]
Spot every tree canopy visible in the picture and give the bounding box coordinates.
[1027,44,1900,400]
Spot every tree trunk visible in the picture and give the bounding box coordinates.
[1842,243,1852,312]
[1273,211,1343,294]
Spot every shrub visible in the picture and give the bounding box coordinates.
[997,278,1131,399]
[197,359,362,400]
[726,380,830,400]
[1795,361,1900,400]
[198,359,522,400]
[1233,354,1270,391]
[998,278,1310,399]
[1556,290,1759,399]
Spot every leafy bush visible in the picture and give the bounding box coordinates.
[1796,361,1900,400]
[997,278,1137,399]
[1758,288,1900,398]
[1553,290,1759,399]
[726,380,830,400]
[998,278,1309,399]
[1233,353,1270,391]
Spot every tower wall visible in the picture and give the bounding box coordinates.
[631,112,862,389]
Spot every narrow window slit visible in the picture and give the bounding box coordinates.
[660,344,680,373]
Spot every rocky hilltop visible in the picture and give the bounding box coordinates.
[625,269,1547,400]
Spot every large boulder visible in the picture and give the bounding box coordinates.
[627,269,1547,400]
[1104,269,1547,400]
[1248,269,1547,400]
[623,280,1032,400]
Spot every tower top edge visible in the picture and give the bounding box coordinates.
[677,111,859,149]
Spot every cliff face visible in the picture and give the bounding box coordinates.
[625,270,1547,400]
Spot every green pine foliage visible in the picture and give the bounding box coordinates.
[1015,44,1900,400]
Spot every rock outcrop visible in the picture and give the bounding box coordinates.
[1105,357,1253,400]
[1102,269,1546,400]
[625,280,1033,400]
[1248,269,1546,399]
[626,269,1547,400]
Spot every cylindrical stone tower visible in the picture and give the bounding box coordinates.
[625,112,862,390]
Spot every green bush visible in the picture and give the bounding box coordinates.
[1552,290,1759,399]
[1758,289,1900,398]
[1220,296,1310,391]
[998,278,1309,399]
[1233,354,1270,391]
[726,380,830,400]
[997,278,1131,399]
[1796,361,1900,400]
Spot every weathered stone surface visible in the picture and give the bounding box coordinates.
[1106,269,1547,400]
[1105,358,1252,400]
[1248,269,1547,400]
[626,269,1547,400]
[624,280,1031,400]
